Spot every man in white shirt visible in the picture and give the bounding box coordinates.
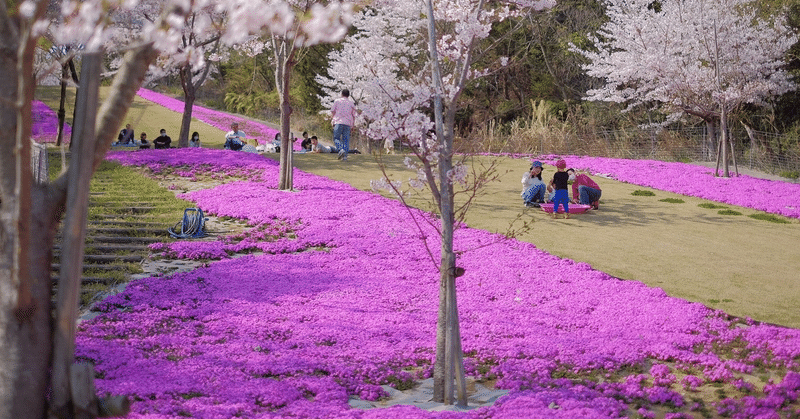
[224,122,246,151]
[329,89,356,161]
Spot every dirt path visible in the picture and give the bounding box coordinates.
[285,153,800,328]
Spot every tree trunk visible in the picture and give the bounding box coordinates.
[0,7,53,416]
[274,38,297,191]
[178,64,196,148]
[51,53,102,416]
[57,63,69,146]
[426,0,467,404]
[1,32,161,417]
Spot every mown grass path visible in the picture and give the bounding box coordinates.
[287,153,800,328]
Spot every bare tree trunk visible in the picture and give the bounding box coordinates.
[0,3,54,415]
[1,24,162,415]
[57,63,69,146]
[51,53,101,416]
[426,0,467,405]
[178,69,196,148]
[274,37,297,191]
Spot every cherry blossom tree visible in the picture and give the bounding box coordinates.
[107,0,227,148]
[224,0,353,190]
[572,0,797,176]
[320,0,554,405]
[0,0,350,416]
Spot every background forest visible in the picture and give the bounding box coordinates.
[144,0,800,177]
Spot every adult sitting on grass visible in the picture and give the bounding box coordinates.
[153,128,172,149]
[138,132,150,149]
[224,122,245,151]
[521,160,546,208]
[567,168,602,210]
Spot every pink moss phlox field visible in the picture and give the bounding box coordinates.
[136,88,302,150]
[31,100,71,144]
[537,155,800,219]
[82,154,800,417]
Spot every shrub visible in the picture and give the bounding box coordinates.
[632,190,656,196]
[718,209,742,216]
[748,213,792,224]
[698,203,727,209]
[779,170,800,180]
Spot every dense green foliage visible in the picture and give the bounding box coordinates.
[184,0,799,164]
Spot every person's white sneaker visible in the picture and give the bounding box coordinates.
[337,149,345,160]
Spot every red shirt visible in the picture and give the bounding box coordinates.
[571,174,600,201]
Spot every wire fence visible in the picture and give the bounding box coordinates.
[524,125,800,179]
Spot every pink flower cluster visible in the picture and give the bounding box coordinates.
[78,149,800,418]
[538,155,800,219]
[31,100,71,144]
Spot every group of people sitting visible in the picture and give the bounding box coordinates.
[223,123,294,153]
[521,159,602,214]
[115,124,196,149]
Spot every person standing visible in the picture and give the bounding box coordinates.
[330,89,356,161]
[549,159,570,219]
[224,122,245,151]
[153,128,172,149]
[567,168,602,210]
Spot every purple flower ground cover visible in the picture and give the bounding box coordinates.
[539,155,800,220]
[77,148,800,418]
[31,100,71,144]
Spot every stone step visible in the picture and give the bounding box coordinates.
[51,263,141,272]
[51,276,120,285]
[87,235,164,244]
[87,227,169,236]
[55,243,152,253]
[53,254,145,264]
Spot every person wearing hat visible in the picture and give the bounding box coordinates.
[521,160,546,208]
[549,159,571,218]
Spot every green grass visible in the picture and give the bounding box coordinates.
[718,209,742,216]
[779,170,799,180]
[698,203,728,210]
[748,213,793,224]
[631,190,656,196]
[659,198,685,204]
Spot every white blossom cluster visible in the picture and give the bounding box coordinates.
[24,0,353,84]
[320,0,553,195]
